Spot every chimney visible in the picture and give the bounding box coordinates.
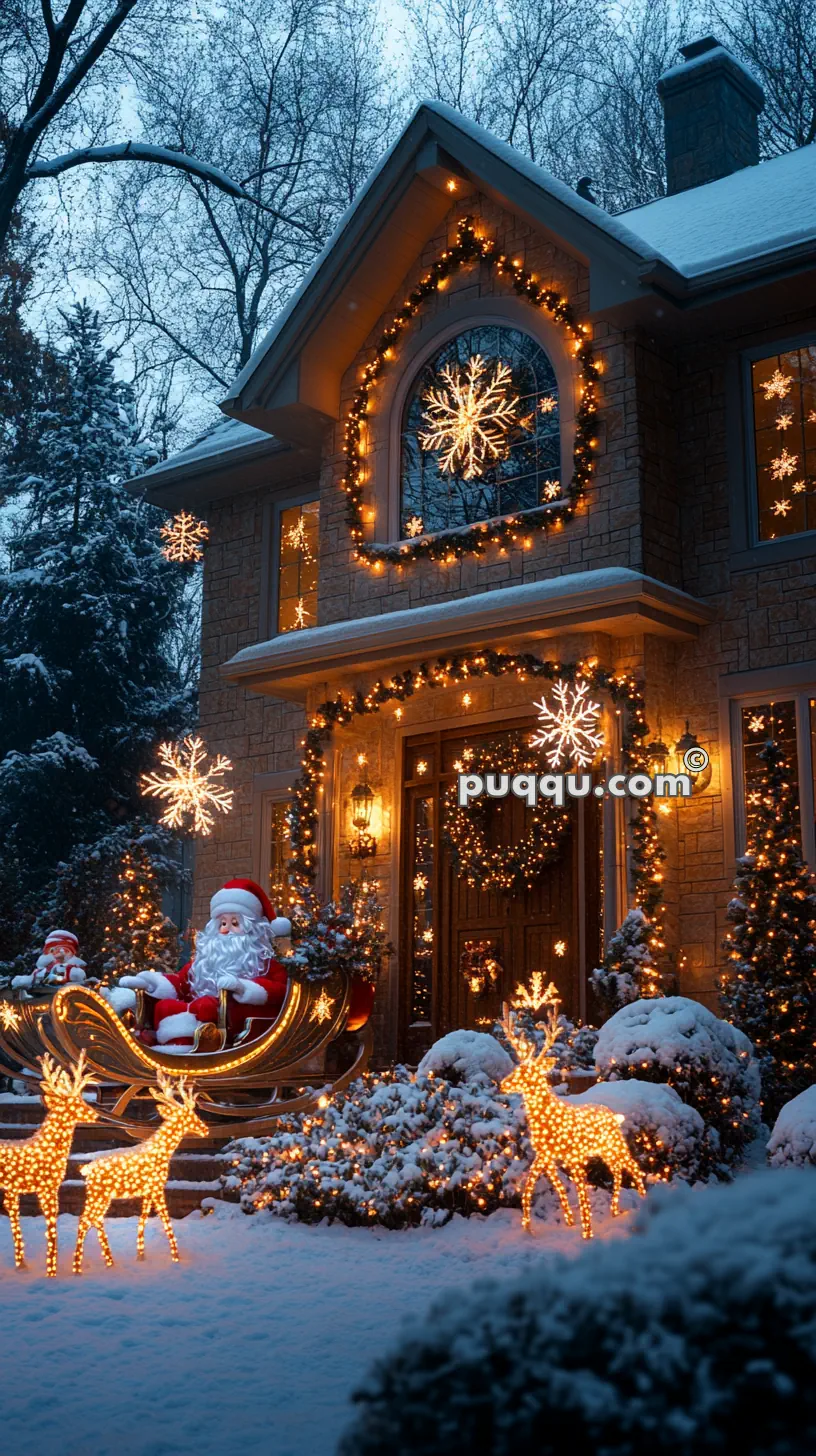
[657,37,765,195]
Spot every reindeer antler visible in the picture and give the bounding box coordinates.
[69,1050,95,1097]
[534,1001,565,1062]
[151,1071,198,1118]
[40,1050,96,1099]
[501,1003,537,1062]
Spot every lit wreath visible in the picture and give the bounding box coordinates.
[342,217,599,569]
[442,736,572,893]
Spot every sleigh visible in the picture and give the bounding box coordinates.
[0,969,374,1138]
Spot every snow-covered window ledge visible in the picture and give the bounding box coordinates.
[221,567,713,702]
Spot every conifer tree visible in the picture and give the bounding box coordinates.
[721,739,816,1121]
[591,907,661,1016]
[101,838,180,985]
[0,302,190,975]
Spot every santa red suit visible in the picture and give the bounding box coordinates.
[119,879,290,1048]
[12,930,87,991]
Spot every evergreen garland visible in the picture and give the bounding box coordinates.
[720,739,816,1121]
[342,217,599,568]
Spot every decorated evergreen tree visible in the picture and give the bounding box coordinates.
[102,838,180,985]
[591,908,660,1015]
[720,739,816,1121]
[0,303,190,975]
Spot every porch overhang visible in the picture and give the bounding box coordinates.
[221,568,714,702]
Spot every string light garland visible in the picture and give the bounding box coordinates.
[160,510,209,563]
[74,1072,208,1272]
[443,734,572,893]
[0,1053,97,1276]
[140,735,234,836]
[531,678,604,768]
[287,651,667,975]
[501,992,646,1238]
[341,217,600,568]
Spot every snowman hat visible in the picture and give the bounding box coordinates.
[44,929,79,950]
[210,878,274,924]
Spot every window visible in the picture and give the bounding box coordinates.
[266,799,293,911]
[277,499,318,633]
[400,325,560,537]
[751,346,816,541]
[733,689,816,863]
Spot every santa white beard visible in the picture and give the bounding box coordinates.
[187,917,274,997]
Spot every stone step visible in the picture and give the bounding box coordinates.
[7,1181,224,1219]
[67,1151,228,1182]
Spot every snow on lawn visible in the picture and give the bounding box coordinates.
[0,1190,641,1456]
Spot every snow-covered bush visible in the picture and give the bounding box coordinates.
[569,1079,706,1183]
[339,1169,816,1455]
[591,908,660,1014]
[417,1030,513,1086]
[223,1066,531,1228]
[595,996,761,1172]
[768,1085,816,1168]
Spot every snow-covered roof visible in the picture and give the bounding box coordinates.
[620,144,816,278]
[140,416,280,483]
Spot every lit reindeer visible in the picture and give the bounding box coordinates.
[0,1052,98,1275]
[501,987,645,1238]
[74,1072,207,1273]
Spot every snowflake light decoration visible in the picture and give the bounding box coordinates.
[292,597,311,630]
[511,971,557,1013]
[776,411,793,430]
[793,479,807,494]
[419,354,527,479]
[747,714,766,734]
[160,511,209,563]
[539,395,557,414]
[762,369,793,401]
[770,448,798,480]
[404,515,425,538]
[286,516,314,561]
[141,736,233,835]
[0,1003,20,1031]
[772,498,792,517]
[531,679,604,769]
[543,480,561,501]
[310,989,335,1024]
[554,940,567,957]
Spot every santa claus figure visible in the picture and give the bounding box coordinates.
[12,930,87,992]
[119,878,291,1048]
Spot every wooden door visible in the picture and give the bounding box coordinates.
[399,723,602,1062]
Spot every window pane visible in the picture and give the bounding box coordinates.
[268,800,293,912]
[751,347,816,542]
[277,500,319,633]
[400,326,560,536]
[409,795,434,1023]
[740,700,799,840]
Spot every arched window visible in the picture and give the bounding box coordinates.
[400,325,560,538]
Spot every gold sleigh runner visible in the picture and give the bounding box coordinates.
[0,977,372,1138]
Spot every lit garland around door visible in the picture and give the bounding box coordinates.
[342,216,599,568]
[442,735,572,893]
[287,650,667,969]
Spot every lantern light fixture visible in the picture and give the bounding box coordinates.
[673,721,712,794]
[350,776,377,859]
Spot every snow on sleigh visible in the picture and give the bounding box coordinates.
[0,970,375,1138]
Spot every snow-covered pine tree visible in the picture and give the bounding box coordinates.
[591,907,660,1015]
[720,738,816,1121]
[101,838,180,985]
[0,302,190,975]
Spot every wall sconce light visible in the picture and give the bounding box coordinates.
[647,717,669,778]
[350,772,377,859]
[673,721,712,795]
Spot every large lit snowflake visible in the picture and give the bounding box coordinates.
[0,1003,20,1031]
[531,679,604,768]
[419,354,526,479]
[762,369,793,401]
[511,972,558,1012]
[141,736,233,835]
[160,511,209,563]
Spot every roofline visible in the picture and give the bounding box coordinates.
[127,429,285,494]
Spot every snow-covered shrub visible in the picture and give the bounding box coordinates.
[339,1169,816,1456]
[595,996,761,1172]
[768,1085,816,1168]
[223,1066,531,1228]
[417,1030,513,1086]
[591,908,660,1014]
[569,1080,706,1183]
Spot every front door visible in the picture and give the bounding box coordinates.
[399,722,602,1061]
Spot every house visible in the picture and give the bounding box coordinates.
[141,37,816,1064]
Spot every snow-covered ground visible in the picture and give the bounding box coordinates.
[0,1191,641,1456]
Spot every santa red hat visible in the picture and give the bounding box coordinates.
[44,930,79,951]
[210,878,274,924]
